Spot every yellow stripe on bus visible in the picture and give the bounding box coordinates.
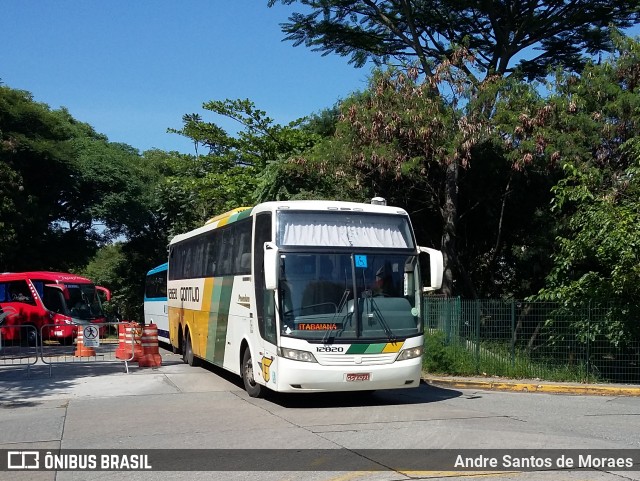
[382,342,403,353]
[202,277,214,312]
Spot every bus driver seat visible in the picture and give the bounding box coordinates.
[301,258,343,314]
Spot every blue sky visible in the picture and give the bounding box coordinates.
[1,1,371,154]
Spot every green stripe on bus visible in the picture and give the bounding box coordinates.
[228,207,252,224]
[235,208,253,221]
[206,276,235,366]
[364,343,387,354]
[345,343,389,354]
[345,344,369,354]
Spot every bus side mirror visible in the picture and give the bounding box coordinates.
[264,242,279,290]
[418,247,444,291]
[97,286,111,302]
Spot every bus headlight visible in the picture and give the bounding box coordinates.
[396,346,423,361]
[278,347,318,363]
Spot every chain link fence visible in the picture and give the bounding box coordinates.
[423,298,640,383]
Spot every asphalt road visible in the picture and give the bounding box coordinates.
[1,351,639,481]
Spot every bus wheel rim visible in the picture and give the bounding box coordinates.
[245,357,255,386]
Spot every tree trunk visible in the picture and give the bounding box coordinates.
[440,159,459,297]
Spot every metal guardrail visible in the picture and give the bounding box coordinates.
[39,322,135,376]
[1,322,137,378]
[423,298,640,383]
[0,325,39,376]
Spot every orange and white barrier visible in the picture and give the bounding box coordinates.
[114,323,127,358]
[138,323,162,367]
[115,322,143,361]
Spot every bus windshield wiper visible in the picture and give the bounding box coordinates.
[322,288,350,344]
[366,297,396,343]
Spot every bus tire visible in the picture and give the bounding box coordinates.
[242,348,263,398]
[23,325,39,347]
[183,330,199,367]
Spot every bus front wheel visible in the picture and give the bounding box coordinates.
[23,325,39,347]
[242,348,263,398]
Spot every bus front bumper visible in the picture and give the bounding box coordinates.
[271,357,422,393]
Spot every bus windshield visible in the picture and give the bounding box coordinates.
[278,253,421,341]
[65,283,105,321]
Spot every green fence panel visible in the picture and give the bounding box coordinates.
[423,298,640,384]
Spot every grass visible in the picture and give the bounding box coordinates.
[423,331,597,382]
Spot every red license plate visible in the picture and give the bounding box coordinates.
[345,373,370,382]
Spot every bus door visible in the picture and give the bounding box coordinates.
[253,212,278,387]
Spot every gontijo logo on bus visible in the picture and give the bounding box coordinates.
[167,279,205,309]
[168,286,200,302]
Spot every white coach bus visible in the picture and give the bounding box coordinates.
[167,199,443,397]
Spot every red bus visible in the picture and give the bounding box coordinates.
[0,272,111,346]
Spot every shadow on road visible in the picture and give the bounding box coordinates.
[178,350,465,408]
[0,355,186,405]
[263,381,463,409]
[192,355,464,407]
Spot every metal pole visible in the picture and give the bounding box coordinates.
[511,299,516,369]
[586,301,591,382]
[475,299,480,371]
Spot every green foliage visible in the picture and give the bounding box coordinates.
[4,31,640,336]
[79,244,126,319]
[528,37,640,345]
[1,86,118,270]
[296,64,561,297]
[423,331,473,374]
[169,98,338,206]
[270,0,640,82]
[0,85,168,319]
[423,331,596,382]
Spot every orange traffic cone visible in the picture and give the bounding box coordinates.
[74,327,96,357]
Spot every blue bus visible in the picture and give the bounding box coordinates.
[144,263,169,344]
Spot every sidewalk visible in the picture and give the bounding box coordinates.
[423,373,640,396]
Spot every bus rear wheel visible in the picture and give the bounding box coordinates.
[183,330,199,367]
[242,348,263,398]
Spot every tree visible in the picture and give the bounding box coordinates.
[269,0,640,83]
[0,85,170,322]
[293,65,559,296]
[0,86,103,270]
[169,98,331,206]
[268,1,640,297]
[532,36,640,344]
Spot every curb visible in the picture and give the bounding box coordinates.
[423,376,640,396]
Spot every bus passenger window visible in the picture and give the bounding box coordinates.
[9,281,35,305]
